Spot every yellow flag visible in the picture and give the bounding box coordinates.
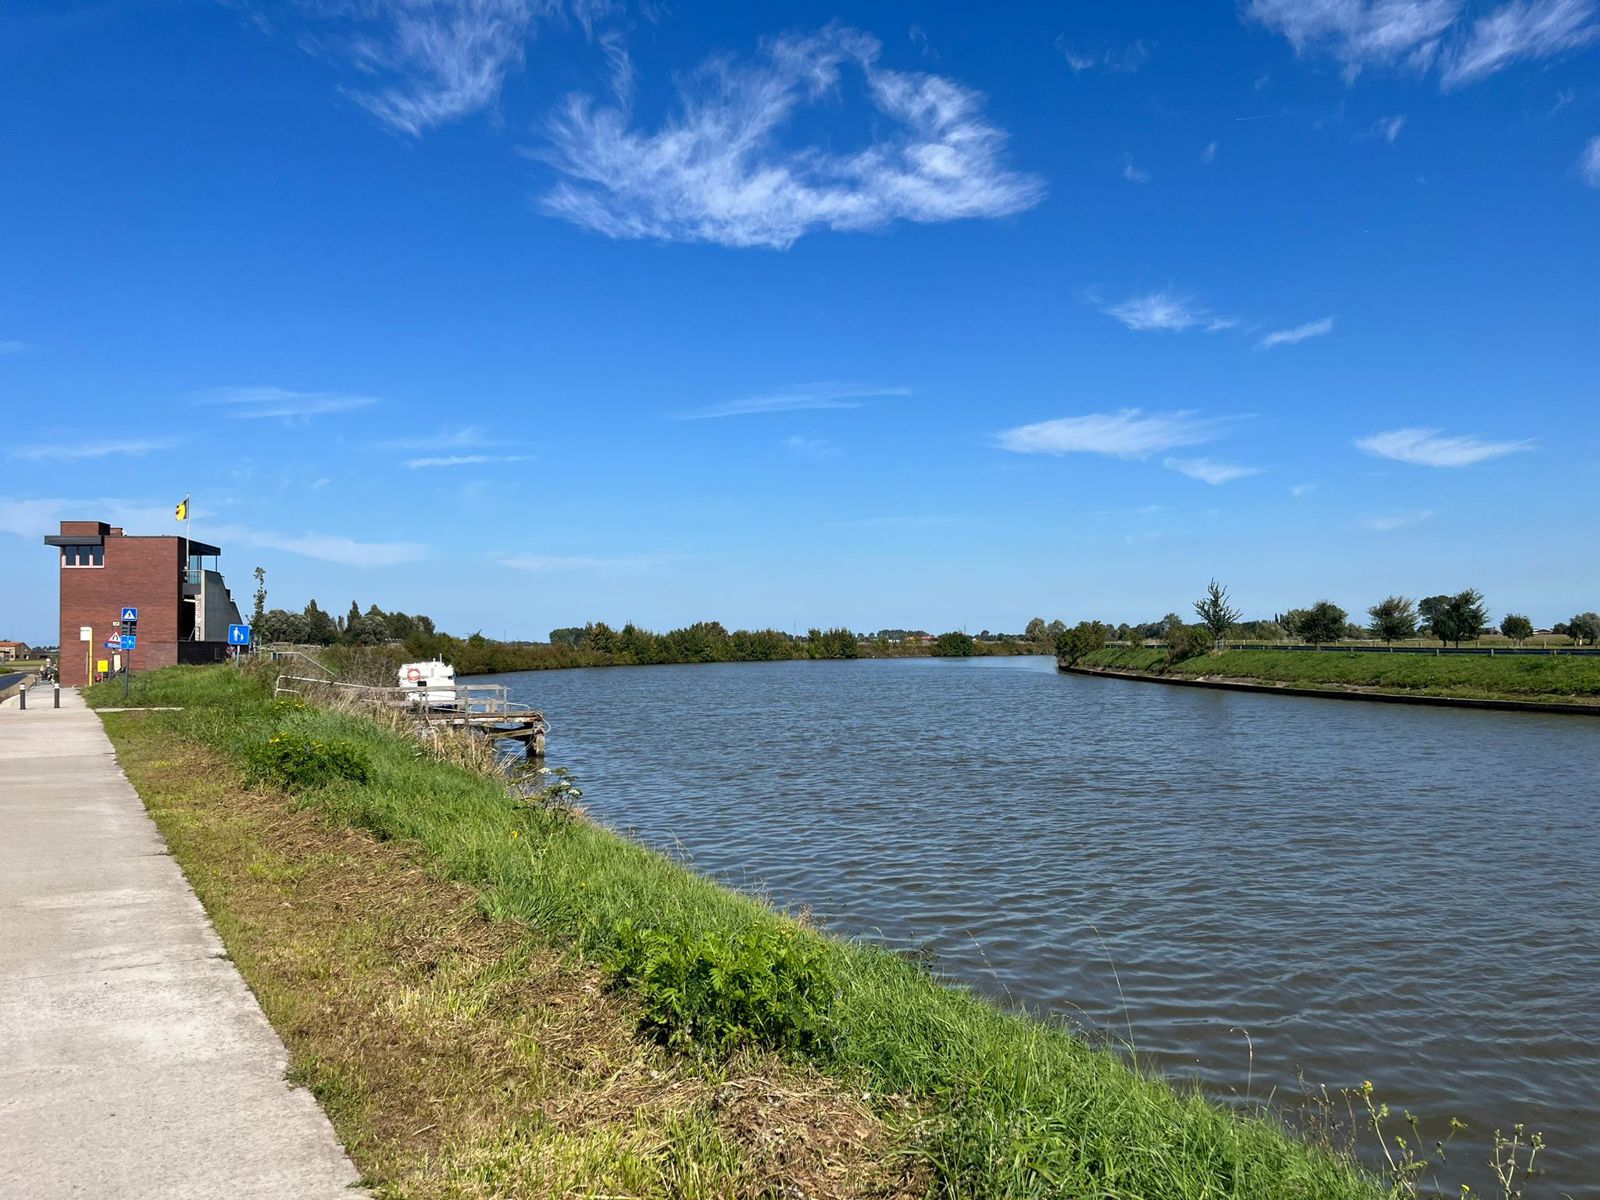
[175,496,189,521]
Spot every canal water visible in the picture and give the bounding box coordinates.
[489,655,1599,1195]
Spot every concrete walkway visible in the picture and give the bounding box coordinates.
[0,687,365,1198]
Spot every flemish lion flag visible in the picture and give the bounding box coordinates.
[175,495,189,521]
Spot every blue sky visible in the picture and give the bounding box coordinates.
[3,0,1598,643]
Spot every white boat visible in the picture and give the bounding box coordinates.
[397,659,458,709]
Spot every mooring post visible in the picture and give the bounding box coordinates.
[529,730,546,758]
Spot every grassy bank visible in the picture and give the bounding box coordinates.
[1078,646,1600,706]
[89,664,1387,1198]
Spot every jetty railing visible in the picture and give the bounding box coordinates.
[273,674,548,754]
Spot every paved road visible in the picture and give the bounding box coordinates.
[0,671,28,694]
[0,689,365,1199]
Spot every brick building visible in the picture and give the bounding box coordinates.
[44,520,243,686]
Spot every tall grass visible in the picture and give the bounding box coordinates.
[91,665,1385,1199]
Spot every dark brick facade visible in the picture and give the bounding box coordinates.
[47,521,228,686]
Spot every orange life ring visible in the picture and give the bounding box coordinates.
[406,668,422,682]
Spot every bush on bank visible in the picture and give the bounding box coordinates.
[88,664,1383,1199]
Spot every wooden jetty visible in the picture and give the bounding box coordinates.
[273,674,548,756]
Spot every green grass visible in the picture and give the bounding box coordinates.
[90,664,1386,1199]
[1079,647,1600,705]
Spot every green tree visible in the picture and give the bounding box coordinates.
[342,601,363,644]
[549,626,585,647]
[933,631,975,657]
[1163,622,1213,663]
[1499,614,1533,645]
[1417,595,1452,645]
[1192,579,1242,650]
[584,621,619,656]
[251,566,266,628]
[302,599,338,646]
[1569,612,1600,646]
[1055,620,1109,664]
[1024,617,1048,644]
[1444,589,1489,646]
[1294,601,1348,645]
[1367,596,1417,644]
[256,608,306,643]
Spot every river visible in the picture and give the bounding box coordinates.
[486,655,1599,1196]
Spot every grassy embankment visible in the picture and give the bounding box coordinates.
[89,664,1387,1199]
[1078,646,1600,706]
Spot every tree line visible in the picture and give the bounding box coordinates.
[247,576,1044,673]
[1092,581,1599,654]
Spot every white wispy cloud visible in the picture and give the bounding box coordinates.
[404,454,533,468]
[1356,427,1534,466]
[1290,482,1318,497]
[0,494,427,567]
[0,495,223,539]
[997,409,1227,458]
[677,382,910,421]
[1201,141,1218,163]
[1245,0,1599,88]
[1163,456,1262,485]
[1121,154,1150,183]
[497,552,657,572]
[1258,315,1336,349]
[239,529,430,567]
[379,425,493,451]
[1056,37,1149,73]
[1102,290,1239,333]
[0,339,26,354]
[1581,134,1600,186]
[1442,0,1600,86]
[8,437,180,462]
[317,0,609,135]
[1363,509,1435,531]
[1372,113,1408,142]
[536,24,1044,249]
[197,386,379,420]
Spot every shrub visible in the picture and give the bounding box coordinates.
[244,731,370,791]
[1165,623,1214,664]
[609,920,837,1057]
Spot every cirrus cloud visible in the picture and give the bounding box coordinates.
[1163,456,1263,485]
[1258,316,1336,349]
[536,24,1044,249]
[1356,427,1534,466]
[997,409,1229,458]
[1245,0,1599,89]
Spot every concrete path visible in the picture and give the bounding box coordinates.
[0,687,365,1199]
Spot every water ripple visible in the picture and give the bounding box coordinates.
[492,656,1600,1197]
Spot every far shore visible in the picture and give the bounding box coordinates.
[1067,646,1600,713]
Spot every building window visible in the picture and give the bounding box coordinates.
[61,544,104,567]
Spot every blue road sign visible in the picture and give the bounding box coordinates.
[227,624,252,646]
[120,607,139,623]
[120,634,137,650]
[103,639,121,650]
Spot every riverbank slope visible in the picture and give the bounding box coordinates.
[1073,646,1600,709]
[83,664,1386,1199]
